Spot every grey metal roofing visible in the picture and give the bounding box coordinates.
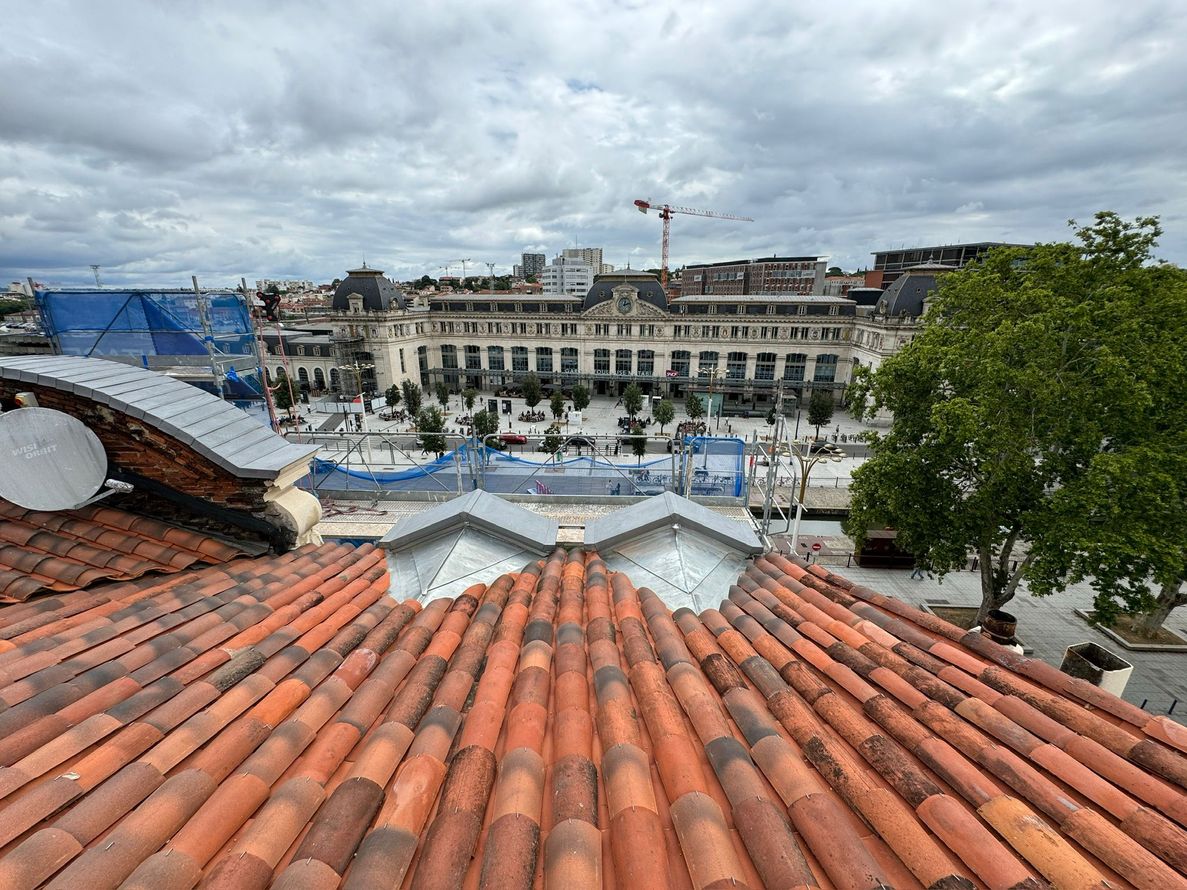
[331,266,406,312]
[672,293,855,304]
[877,268,942,317]
[378,488,558,554]
[0,356,318,480]
[583,491,762,554]
[583,270,668,311]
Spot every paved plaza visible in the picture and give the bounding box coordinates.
[288,391,872,488]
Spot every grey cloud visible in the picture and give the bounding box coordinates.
[1,0,1184,286]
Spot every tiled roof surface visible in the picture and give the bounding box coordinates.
[0,545,1184,888]
[0,500,246,603]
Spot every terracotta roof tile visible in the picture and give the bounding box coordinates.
[0,500,248,603]
[0,542,1184,887]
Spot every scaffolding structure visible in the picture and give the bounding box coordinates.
[32,281,271,417]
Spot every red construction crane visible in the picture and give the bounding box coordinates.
[634,198,754,288]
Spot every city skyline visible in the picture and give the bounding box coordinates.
[2,1,1185,287]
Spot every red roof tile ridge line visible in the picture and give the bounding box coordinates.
[542,548,603,888]
[0,545,346,693]
[342,573,526,889]
[711,594,1000,890]
[776,553,1163,737]
[736,567,1187,867]
[670,602,904,890]
[720,577,1187,888]
[117,597,426,889]
[0,549,381,852]
[149,597,451,882]
[28,572,396,888]
[465,550,564,888]
[399,562,544,890]
[0,548,359,782]
[610,571,759,889]
[582,551,675,890]
[760,557,1187,805]
[636,583,820,890]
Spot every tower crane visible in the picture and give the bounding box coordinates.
[633,199,753,288]
[447,258,472,287]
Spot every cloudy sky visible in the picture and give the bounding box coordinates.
[3,0,1185,287]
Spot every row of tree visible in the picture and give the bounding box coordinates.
[845,212,1186,635]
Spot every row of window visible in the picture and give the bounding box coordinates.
[436,322,846,341]
[436,346,840,383]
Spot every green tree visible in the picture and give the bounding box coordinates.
[550,391,566,421]
[623,383,643,418]
[765,407,777,427]
[827,266,844,277]
[416,406,447,457]
[521,372,543,409]
[472,408,499,444]
[844,363,872,417]
[0,298,29,318]
[686,392,704,421]
[629,431,648,463]
[808,390,834,439]
[653,399,675,434]
[571,385,591,412]
[435,382,450,409]
[384,384,402,411]
[401,380,422,416]
[463,387,478,412]
[415,274,436,289]
[542,423,564,458]
[845,212,1187,630]
[272,369,296,415]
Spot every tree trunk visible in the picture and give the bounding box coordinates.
[975,536,1033,627]
[1133,580,1186,637]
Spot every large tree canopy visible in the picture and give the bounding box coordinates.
[845,212,1187,632]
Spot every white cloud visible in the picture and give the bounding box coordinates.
[1,0,1184,285]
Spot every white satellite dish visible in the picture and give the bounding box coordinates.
[0,407,129,511]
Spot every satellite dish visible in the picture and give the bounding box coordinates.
[0,408,113,510]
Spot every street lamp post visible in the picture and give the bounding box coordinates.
[787,438,844,557]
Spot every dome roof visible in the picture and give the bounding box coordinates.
[878,267,944,317]
[583,267,667,311]
[331,265,405,312]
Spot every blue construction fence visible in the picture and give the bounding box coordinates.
[300,436,746,499]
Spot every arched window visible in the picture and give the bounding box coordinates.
[313,368,325,390]
[594,349,610,374]
[615,349,632,375]
[670,350,690,377]
[329,368,340,391]
[296,367,310,391]
[698,351,718,377]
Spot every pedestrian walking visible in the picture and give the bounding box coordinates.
[910,565,925,580]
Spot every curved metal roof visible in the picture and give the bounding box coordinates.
[0,356,317,479]
[331,266,406,312]
[583,268,668,311]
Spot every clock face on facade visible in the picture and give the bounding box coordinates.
[616,296,632,314]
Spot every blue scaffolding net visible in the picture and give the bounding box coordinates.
[301,436,746,499]
[34,288,264,399]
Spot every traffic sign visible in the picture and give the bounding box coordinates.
[811,542,822,552]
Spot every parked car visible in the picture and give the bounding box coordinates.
[499,432,528,445]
